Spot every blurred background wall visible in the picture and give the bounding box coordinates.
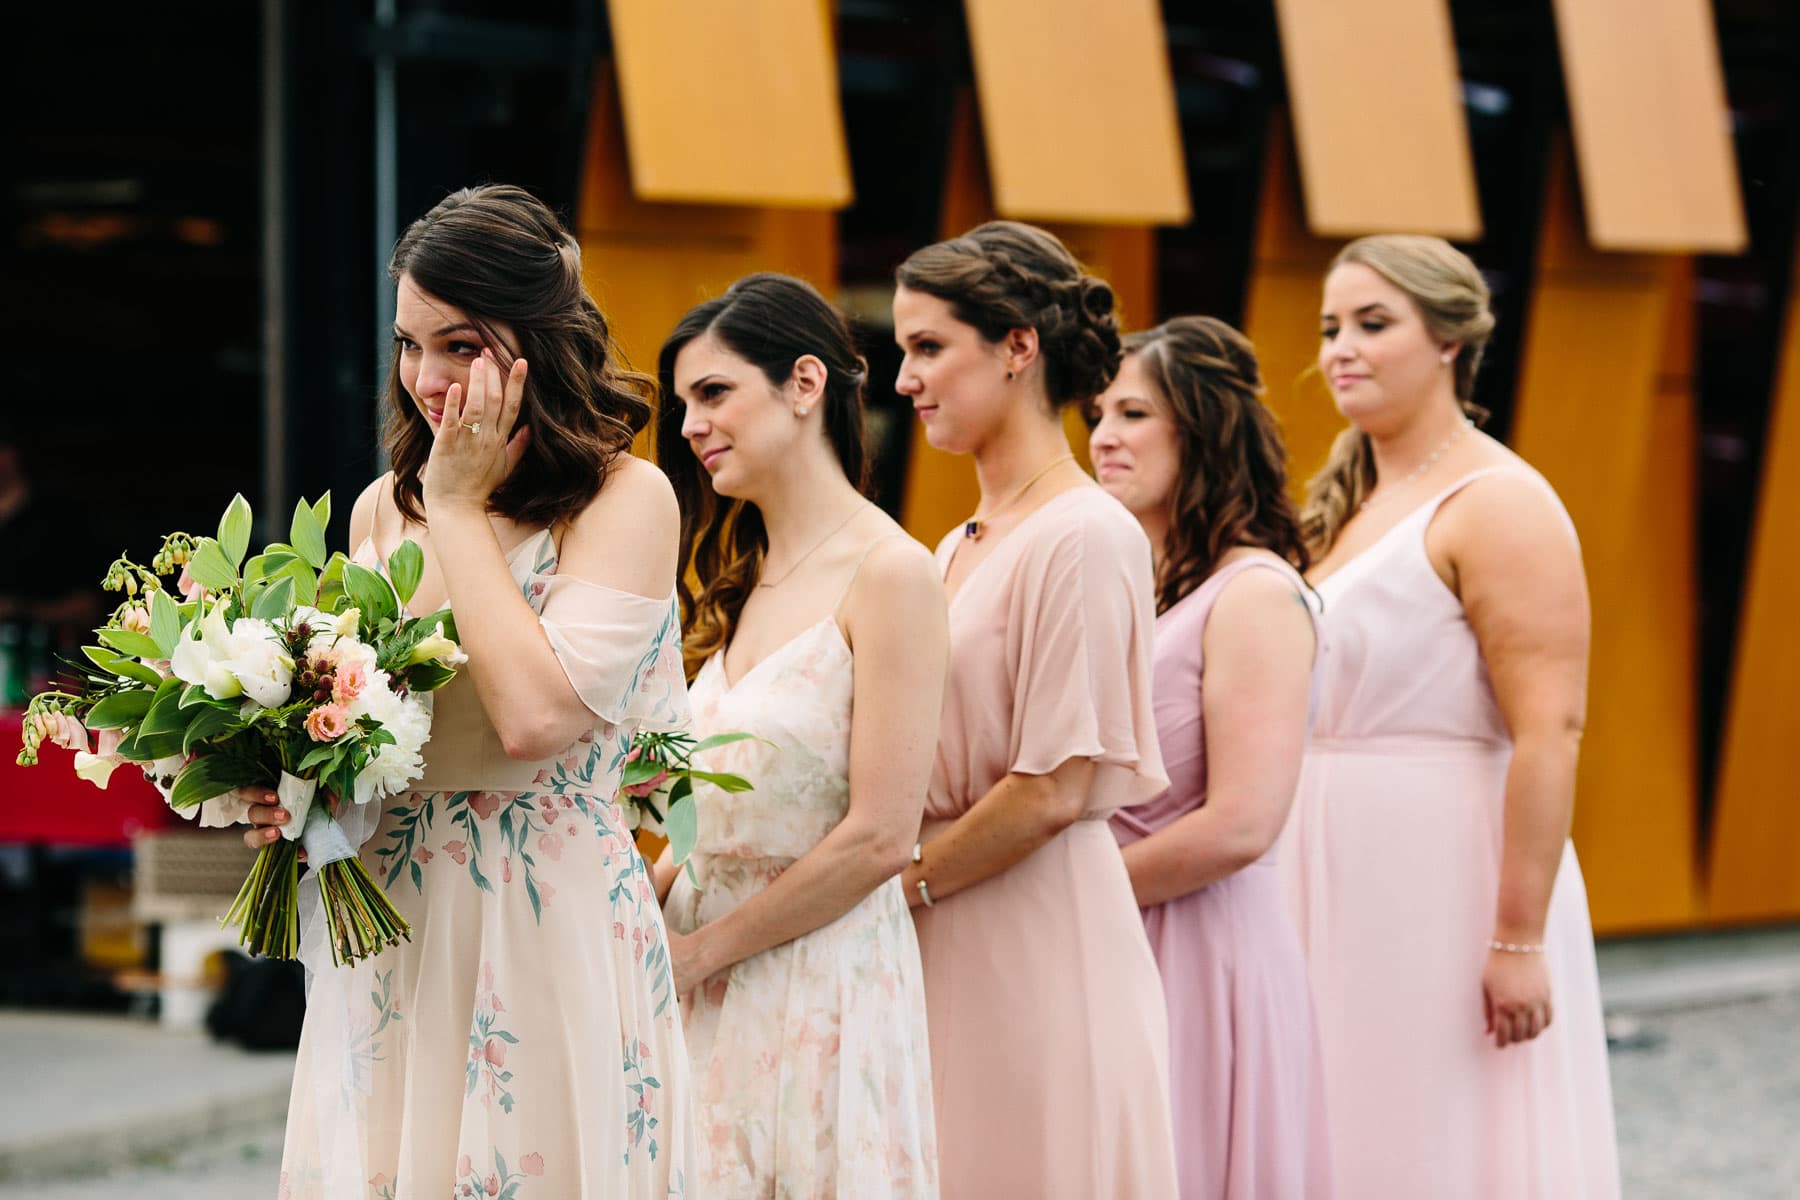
[3,1,1797,992]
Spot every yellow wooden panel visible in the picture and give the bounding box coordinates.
[896,92,1158,545]
[605,0,851,207]
[576,63,837,456]
[961,0,1188,224]
[1708,236,1800,921]
[1270,0,1480,238]
[1550,0,1745,252]
[1242,115,1352,499]
[1511,150,1701,932]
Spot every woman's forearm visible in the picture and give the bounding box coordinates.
[1493,730,1580,942]
[901,760,1093,907]
[1119,801,1275,909]
[683,817,912,975]
[425,504,591,758]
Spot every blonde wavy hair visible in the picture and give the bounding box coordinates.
[1299,236,1496,558]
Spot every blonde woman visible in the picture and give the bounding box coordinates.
[1280,236,1619,1197]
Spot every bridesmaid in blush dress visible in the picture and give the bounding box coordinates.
[1282,236,1619,1198]
[893,222,1179,1200]
[1091,317,1331,1200]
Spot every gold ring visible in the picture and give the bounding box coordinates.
[462,421,481,434]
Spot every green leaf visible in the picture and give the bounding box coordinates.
[149,589,181,657]
[401,662,457,693]
[181,705,242,754]
[686,769,754,793]
[85,688,156,730]
[251,575,295,621]
[290,498,328,569]
[387,540,424,608]
[128,729,189,761]
[665,794,698,865]
[218,493,253,568]
[243,550,298,583]
[188,538,238,591]
[169,754,267,811]
[98,627,165,660]
[688,731,765,755]
[82,645,164,687]
[179,683,214,709]
[311,493,332,533]
[294,742,346,774]
[344,563,398,625]
[139,677,200,737]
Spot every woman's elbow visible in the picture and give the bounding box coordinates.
[496,713,587,762]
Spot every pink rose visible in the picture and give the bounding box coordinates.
[332,660,367,704]
[304,703,350,742]
[177,565,202,600]
[118,605,152,635]
[520,1152,545,1177]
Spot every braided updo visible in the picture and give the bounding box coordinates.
[896,221,1122,410]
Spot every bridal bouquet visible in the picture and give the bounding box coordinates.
[17,493,465,966]
[618,729,758,868]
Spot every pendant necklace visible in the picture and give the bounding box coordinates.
[964,454,1075,541]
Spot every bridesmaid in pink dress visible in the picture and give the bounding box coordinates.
[892,222,1179,1200]
[1282,236,1619,1197]
[1090,316,1331,1200]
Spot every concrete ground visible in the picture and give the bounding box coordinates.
[3,926,1798,1199]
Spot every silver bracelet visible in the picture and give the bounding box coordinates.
[916,878,934,908]
[1489,939,1546,954]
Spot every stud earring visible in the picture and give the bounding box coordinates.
[1440,352,1453,365]
[1006,370,1015,381]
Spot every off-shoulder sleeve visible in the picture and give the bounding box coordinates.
[534,574,690,731]
[1006,503,1167,811]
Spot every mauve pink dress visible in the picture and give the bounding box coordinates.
[916,486,1179,1200]
[1111,554,1332,1200]
[1280,469,1620,1198]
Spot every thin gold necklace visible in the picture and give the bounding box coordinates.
[964,454,1075,541]
[757,503,870,589]
[1359,419,1473,512]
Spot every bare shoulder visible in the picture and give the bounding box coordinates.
[842,531,945,644]
[1208,559,1315,646]
[587,453,676,520]
[1437,456,1578,558]
[562,454,679,594]
[349,472,396,549]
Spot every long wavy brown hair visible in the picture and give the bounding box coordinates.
[383,184,652,528]
[1298,236,1495,558]
[654,274,870,679]
[1122,316,1309,614]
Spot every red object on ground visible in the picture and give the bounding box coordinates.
[0,710,176,847]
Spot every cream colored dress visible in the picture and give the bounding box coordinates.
[665,556,938,1198]
[279,528,694,1200]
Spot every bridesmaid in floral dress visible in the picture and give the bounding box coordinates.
[893,222,1179,1199]
[1091,316,1331,1200]
[653,273,945,1197]
[241,185,694,1199]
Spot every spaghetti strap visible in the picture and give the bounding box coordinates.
[831,531,913,615]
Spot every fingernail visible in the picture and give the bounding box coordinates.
[514,359,527,374]
[274,809,289,823]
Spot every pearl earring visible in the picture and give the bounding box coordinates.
[1440,352,1453,365]
[795,406,810,417]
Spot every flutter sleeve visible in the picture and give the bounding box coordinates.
[1005,500,1168,814]
[533,574,690,732]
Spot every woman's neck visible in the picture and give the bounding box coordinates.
[970,403,1076,510]
[1367,396,1469,485]
[752,449,867,564]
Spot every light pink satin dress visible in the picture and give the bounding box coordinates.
[1111,553,1332,1200]
[915,486,1179,1200]
[1280,469,1620,1198]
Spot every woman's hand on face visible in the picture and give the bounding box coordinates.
[422,351,533,518]
[1483,948,1553,1049]
[239,786,306,860]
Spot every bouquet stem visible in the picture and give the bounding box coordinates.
[316,857,411,967]
[223,838,301,959]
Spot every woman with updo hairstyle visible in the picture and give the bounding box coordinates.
[1281,235,1619,1196]
[252,184,695,1197]
[652,273,945,1195]
[892,222,1179,1197]
[1090,315,1332,1199]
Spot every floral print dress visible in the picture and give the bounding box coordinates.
[663,603,938,1198]
[279,528,693,1199]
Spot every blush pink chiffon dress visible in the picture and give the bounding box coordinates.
[1279,469,1620,1198]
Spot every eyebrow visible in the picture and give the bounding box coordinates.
[391,321,481,339]
[682,373,728,393]
[1321,304,1396,322]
